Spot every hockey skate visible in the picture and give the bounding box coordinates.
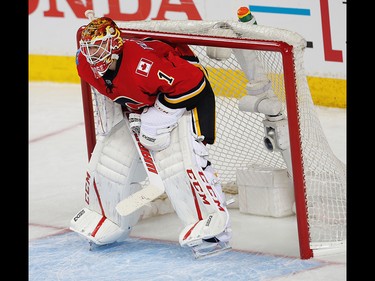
[190,237,232,259]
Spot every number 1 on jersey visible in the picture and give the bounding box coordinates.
[158,70,174,85]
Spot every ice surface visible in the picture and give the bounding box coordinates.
[29,82,346,280]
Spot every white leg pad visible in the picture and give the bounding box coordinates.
[70,119,147,245]
[153,124,198,225]
[153,112,231,247]
[70,207,128,245]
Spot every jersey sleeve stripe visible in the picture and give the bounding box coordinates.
[164,78,206,104]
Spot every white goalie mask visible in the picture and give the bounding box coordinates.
[80,17,123,79]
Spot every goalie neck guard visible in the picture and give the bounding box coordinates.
[80,17,123,79]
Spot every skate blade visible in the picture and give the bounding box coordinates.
[191,241,232,259]
[88,240,121,251]
[89,241,98,251]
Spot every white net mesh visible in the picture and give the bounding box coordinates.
[83,20,346,253]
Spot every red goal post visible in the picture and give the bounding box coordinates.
[76,20,346,259]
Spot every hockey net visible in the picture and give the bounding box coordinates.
[77,20,346,259]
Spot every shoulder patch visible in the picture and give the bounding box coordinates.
[136,58,153,77]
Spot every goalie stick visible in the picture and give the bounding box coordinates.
[115,116,165,216]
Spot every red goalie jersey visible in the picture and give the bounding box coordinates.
[76,37,217,144]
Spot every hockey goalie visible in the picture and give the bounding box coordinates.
[69,12,232,258]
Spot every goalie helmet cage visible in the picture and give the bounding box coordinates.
[76,20,346,260]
